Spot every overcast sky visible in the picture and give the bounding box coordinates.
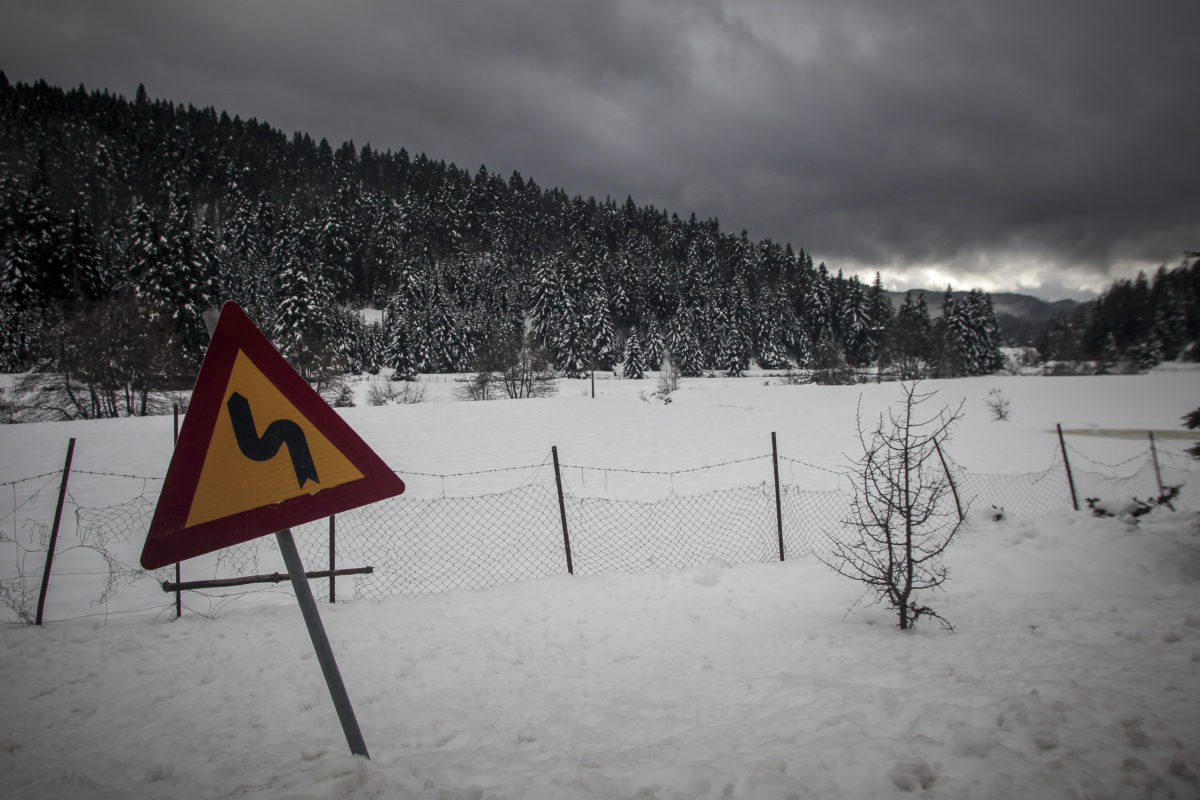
[3,1,1198,300]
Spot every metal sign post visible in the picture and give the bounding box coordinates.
[141,303,404,759]
[275,527,369,758]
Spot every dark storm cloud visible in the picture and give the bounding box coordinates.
[3,0,1198,298]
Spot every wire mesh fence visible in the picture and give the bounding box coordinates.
[315,483,569,600]
[3,431,1198,623]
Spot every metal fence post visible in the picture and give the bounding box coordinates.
[329,515,336,603]
[771,432,785,561]
[1057,424,1079,511]
[35,438,76,626]
[551,446,574,574]
[173,404,182,619]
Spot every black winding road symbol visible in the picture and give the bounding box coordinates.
[226,392,320,489]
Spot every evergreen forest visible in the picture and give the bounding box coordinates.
[1,76,1197,418]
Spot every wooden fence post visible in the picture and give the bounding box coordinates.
[771,432,785,561]
[1148,432,1165,498]
[934,438,964,522]
[35,438,76,626]
[1057,424,1079,511]
[551,446,574,574]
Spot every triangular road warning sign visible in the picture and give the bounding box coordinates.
[141,302,405,570]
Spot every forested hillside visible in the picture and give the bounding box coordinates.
[1036,260,1200,371]
[1,75,1193,418]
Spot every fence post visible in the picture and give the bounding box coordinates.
[173,405,182,619]
[933,438,964,522]
[1057,424,1079,511]
[329,515,336,603]
[35,438,76,626]
[551,446,574,574]
[771,432,785,561]
[1148,432,1165,498]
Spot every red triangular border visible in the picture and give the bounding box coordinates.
[140,302,405,570]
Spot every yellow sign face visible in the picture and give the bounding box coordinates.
[186,351,364,527]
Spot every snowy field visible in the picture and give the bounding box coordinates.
[3,369,1200,798]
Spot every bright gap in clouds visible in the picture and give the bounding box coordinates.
[852,254,1175,302]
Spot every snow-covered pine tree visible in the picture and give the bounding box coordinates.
[623,329,647,379]
[933,287,968,378]
[883,292,933,380]
[424,293,475,372]
[865,272,894,364]
[127,199,164,310]
[552,310,590,379]
[937,288,1004,377]
[583,288,616,369]
[160,185,217,369]
[1151,291,1189,361]
[666,306,704,376]
[643,319,665,370]
[272,202,338,380]
[723,278,754,376]
[1130,335,1164,371]
[533,249,590,378]
[62,203,107,304]
[720,326,751,377]
[752,286,792,370]
[382,293,422,379]
[693,301,723,369]
[838,275,873,366]
[962,289,1004,375]
[0,176,53,368]
[805,263,834,355]
[530,256,563,348]
[318,181,357,301]
[273,261,323,375]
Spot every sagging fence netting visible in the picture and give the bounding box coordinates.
[3,435,1198,623]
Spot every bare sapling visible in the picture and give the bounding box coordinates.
[824,382,966,630]
[656,350,681,400]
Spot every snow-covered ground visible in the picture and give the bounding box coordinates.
[3,369,1200,798]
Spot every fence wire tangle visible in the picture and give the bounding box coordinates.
[3,433,1199,623]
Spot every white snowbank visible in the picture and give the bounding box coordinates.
[2,370,1199,798]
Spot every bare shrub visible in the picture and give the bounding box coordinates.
[823,383,965,630]
[456,370,502,401]
[806,335,856,385]
[656,350,681,400]
[458,325,557,401]
[984,388,1011,421]
[502,338,558,399]
[777,367,806,385]
[14,294,179,421]
[1184,407,1200,461]
[366,377,425,406]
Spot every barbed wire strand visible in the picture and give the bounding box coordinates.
[71,469,164,482]
[0,471,63,488]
